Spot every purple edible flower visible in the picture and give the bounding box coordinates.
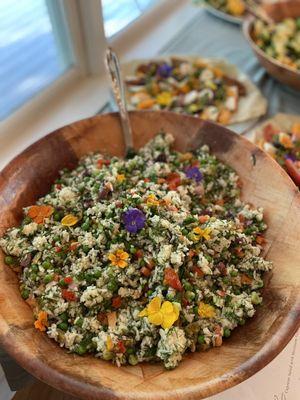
[122,208,146,234]
[157,63,173,78]
[185,166,203,183]
[285,153,297,162]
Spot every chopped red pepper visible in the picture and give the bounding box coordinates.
[164,267,182,291]
[117,340,126,353]
[182,297,189,307]
[112,296,122,309]
[263,123,279,142]
[284,159,300,186]
[62,289,77,302]
[166,172,181,190]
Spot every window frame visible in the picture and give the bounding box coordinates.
[0,0,190,160]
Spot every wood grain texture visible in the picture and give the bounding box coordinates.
[0,111,299,400]
[243,0,300,91]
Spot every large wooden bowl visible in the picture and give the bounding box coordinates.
[243,0,300,91]
[0,111,299,400]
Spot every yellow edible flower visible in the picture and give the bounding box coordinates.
[106,336,114,351]
[278,132,294,149]
[192,226,212,241]
[108,249,129,268]
[116,174,125,183]
[198,302,216,319]
[179,152,193,162]
[146,194,160,207]
[139,297,179,329]
[34,311,48,332]
[61,214,79,227]
[227,0,245,16]
[156,91,173,107]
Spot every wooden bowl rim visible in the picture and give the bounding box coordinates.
[0,111,299,400]
[243,15,300,77]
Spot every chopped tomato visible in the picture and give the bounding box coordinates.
[134,249,143,260]
[64,276,73,285]
[112,296,122,309]
[182,297,189,307]
[199,215,210,223]
[256,235,266,245]
[238,214,245,223]
[97,312,108,325]
[263,123,279,142]
[69,242,79,251]
[144,178,150,182]
[217,262,227,276]
[241,274,253,285]
[188,250,196,260]
[56,184,62,190]
[284,159,300,186]
[193,266,204,278]
[141,266,151,277]
[235,247,244,258]
[97,159,110,169]
[146,260,155,270]
[55,246,62,253]
[164,267,182,291]
[117,340,126,354]
[166,172,181,190]
[62,289,77,302]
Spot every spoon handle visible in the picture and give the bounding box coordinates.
[105,47,134,157]
[245,0,274,25]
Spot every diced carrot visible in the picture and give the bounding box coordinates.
[137,98,155,110]
[112,296,122,309]
[218,109,232,125]
[141,266,151,277]
[199,215,210,223]
[164,268,183,291]
[241,274,253,285]
[256,235,266,245]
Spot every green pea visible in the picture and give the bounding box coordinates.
[42,260,52,270]
[147,290,153,297]
[183,216,196,225]
[23,216,32,224]
[186,291,195,301]
[30,273,38,281]
[75,343,87,355]
[82,245,90,254]
[222,277,230,284]
[81,221,90,231]
[58,279,68,288]
[223,328,231,338]
[43,274,53,284]
[183,282,193,291]
[126,348,135,355]
[239,319,245,326]
[21,289,30,300]
[107,280,118,293]
[182,228,188,236]
[75,317,84,327]
[53,212,61,222]
[128,354,138,366]
[93,270,101,279]
[230,270,238,277]
[31,264,39,273]
[57,322,68,332]
[102,350,113,360]
[197,335,205,345]
[59,312,68,322]
[193,306,199,315]
[4,256,15,266]
[251,292,262,305]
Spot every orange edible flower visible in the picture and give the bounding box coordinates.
[28,205,54,224]
[34,311,48,332]
[291,123,300,138]
[108,249,129,268]
[137,98,156,110]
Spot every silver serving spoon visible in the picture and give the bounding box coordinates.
[105,47,135,158]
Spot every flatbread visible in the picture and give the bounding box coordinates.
[121,55,267,126]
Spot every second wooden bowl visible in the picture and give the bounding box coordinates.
[0,111,299,399]
[243,0,300,91]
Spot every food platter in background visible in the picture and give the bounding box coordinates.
[248,113,300,187]
[193,0,246,25]
[120,55,267,134]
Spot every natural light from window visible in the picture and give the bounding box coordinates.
[0,0,73,120]
[102,0,158,38]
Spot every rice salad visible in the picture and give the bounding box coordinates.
[0,133,272,369]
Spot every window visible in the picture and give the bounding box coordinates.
[102,0,158,38]
[0,0,73,120]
